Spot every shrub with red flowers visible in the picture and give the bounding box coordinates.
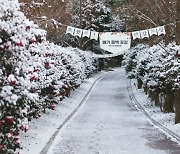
[0,0,97,153]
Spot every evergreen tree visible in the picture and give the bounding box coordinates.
[64,0,123,54]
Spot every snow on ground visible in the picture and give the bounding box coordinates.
[131,79,180,136]
[20,68,180,154]
[20,71,107,154]
[46,68,179,154]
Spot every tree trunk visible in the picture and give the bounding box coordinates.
[137,78,143,89]
[154,91,160,106]
[163,90,175,113]
[143,84,148,95]
[176,0,180,45]
[175,89,180,124]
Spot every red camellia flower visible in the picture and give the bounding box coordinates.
[35,114,41,119]
[26,26,30,30]
[14,136,20,141]
[9,80,16,86]
[50,104,55,110]
[45,53,50,57]
[6,116,14,124]
[28,71,33,74]
[30,76,37,82]
[15,41,23,47]
[44,62,50,69]
[33,69,40,72]
[30,39,36,44]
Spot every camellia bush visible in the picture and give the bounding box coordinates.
[0,0,97,153]
[123,43,180,123]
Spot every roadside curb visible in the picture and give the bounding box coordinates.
[40,72,110,154]
[127,79,180,142]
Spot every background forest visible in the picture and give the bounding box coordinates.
[19,0,180,45]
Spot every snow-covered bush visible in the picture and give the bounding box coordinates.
[0,0,96,153]
[123,43,180,119]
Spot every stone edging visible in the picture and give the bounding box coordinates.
[127,79,180,142]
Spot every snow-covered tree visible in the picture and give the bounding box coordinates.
[123,43,180,123]
[0,1,96,153]
[64,0,123,53]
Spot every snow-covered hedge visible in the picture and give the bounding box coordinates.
[123,43,180,121]
[0,0,96,153]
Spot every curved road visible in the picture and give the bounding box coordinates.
[48,69,180,154]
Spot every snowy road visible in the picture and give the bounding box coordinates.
[47,68,180,154]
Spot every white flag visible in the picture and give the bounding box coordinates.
[148,28,158,36]
[99,32,131,55]
[74,28,83,37]
[132,31,141,40]
[157,26,166,36]
[66,26,75,35]
[140,30,149,39]
[90,31,99,40]
[82,30,91,38]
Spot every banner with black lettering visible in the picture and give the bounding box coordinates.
[74,28,83,37]
[66,26,75,35]
[148,28,158,36]
[157,26,166,35]
[90,31,99,40]
[99,32,131,54]
[132,31,141,40]
[82,30,91,38]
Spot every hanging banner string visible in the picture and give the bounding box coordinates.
[59,20,180,57]
[64,20,180,40]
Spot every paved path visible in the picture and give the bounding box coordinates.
[48,69,180,154]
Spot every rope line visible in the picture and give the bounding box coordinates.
[54,20,180,32]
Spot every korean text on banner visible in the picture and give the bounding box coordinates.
[74,28,83,37]
[82,30,91,38]
[132,31,141,40]
[140,30,149,39]
[99,32,131,55]
[148,28,158,36]
[90,31,99,40]
[157,26,166,35]
[66,26,75,35]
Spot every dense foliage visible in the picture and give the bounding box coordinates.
[123,43,180,122]
[0,0,96,153]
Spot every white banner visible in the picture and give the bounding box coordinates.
[74,28,83,37]
[90,31,99,40]
[157,26,166,35]
[99,32,131,55]
[140,30,149,39]
[82,30,91,38]
[148,28,158,36]
[66,26,75,35]
[132,31,141,40]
